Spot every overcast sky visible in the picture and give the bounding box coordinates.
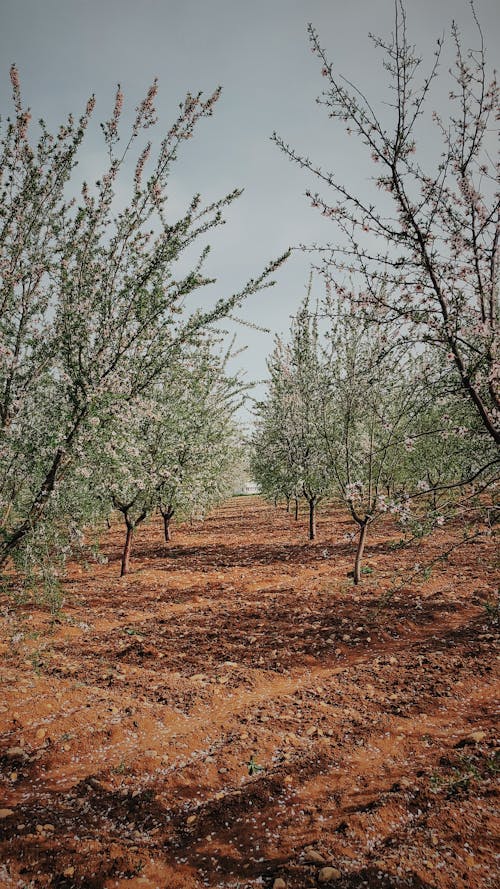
[1,0,499,419]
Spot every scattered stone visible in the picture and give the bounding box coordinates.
[318,866,341,883]
[63,867,75,878]
[273,879,286,889]
[469,730,486,743]
[305,849,327,864]
[187,814,197,824]
[0,809,14,818]
[5,747,26,760]
[454,730,486,748]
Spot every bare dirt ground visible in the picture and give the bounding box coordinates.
[0,496,498,889]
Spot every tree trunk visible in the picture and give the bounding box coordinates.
[286,497,290,513]
[163,512,172,542]
[121,524,134,577]
[294,498,299,521]
[0,411,86,568]
[353,521,369,585]
[308,498,316,540]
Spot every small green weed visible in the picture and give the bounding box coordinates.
[246,754,264,776]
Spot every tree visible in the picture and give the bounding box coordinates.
[318,300,493,582]
[274,1,499,447]
[0,69,288,572]
[252,296,332,540]
[153,342,243,544]
[254,286,495,583]
[94,339,243,576]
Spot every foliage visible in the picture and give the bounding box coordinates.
[252,293,332,538]
[274,1,499,446]
[252,281,496,581]
[96,339,244,574]
[0,68,287,578]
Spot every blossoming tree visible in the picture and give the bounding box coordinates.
[0,68,287,573]
[253,286,495,582]
[274,1,499,447]
[252,298,333,541]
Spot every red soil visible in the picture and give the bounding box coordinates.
[0,497,498,889]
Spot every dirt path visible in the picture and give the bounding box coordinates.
[0,497,498,889]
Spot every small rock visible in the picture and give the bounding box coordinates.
[318,867,341,883]
[63,867,75,878]
[187,814,197,824]
[5,747,26,760]
[0,809,14,818]
[454,730,486,748]
[305,850,326,864]
[470,731,486,743]
[273,879,286,889]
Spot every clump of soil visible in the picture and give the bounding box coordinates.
[0,497,498,889]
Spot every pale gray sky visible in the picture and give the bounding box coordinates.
[1,0,499,416]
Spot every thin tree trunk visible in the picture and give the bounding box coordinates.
[121,524,134,577]
[294,497,299,521]
[0,410,86,568]
[353,521,369,585]
[309,498,316,540]
[286,497,290,513]
[163,512,172,542]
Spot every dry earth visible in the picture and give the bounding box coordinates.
[0,496,498,889]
